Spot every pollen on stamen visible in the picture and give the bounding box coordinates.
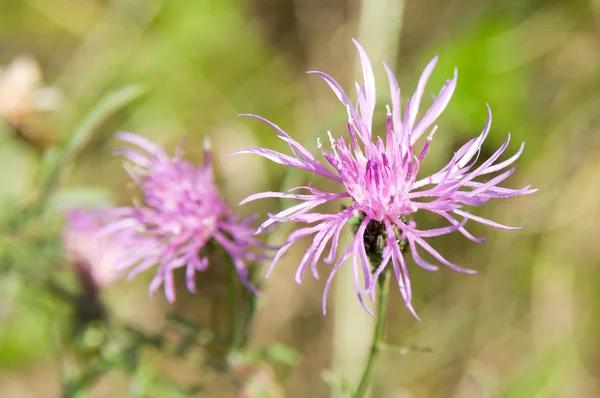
[346,104,353,122]
[428,125,438,141]
[327,130,335,144]
[327,131,338,157]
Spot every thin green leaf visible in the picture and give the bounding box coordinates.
[63,85,144,162]
[263,343,300,366]
[40,85,145,201]
[47,186,115,211]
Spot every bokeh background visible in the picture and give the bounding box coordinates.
[1,0,600,397]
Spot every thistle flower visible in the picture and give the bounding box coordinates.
[63,208,127,289]
[233,39,536,317]
[100,133,268,302]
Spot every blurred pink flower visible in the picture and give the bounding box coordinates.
[100,133,269,302]
[63,208,126,289]
[234,39,536,317]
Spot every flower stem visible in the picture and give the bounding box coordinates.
[227,262,238,351]
[238,282,257,348]
[353,269,391,398]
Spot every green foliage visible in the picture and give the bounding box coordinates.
[40,85,145,199]
[262,343,301,367]
[501,345,574,397]
[47,187,115,212]
[0,282,62,368]
[0,127,39,202]
[420,18,537,148]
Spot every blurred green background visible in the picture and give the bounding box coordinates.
[1,0,600,397]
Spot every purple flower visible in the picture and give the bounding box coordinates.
[63,208,127,289]
[100,133,268,302]
[233,39,536,318]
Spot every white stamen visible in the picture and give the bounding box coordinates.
[327,130,335,143]
[346,104,353,122]
[327,131,338,157]
[317,137,322,148]
[386,104,392,116]
[427,125,438,140]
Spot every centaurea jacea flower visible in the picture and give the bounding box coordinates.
[101,133,268,302]
[234,39,535,317]
[63,208,128,289]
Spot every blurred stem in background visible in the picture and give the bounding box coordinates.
[356,0,404,73]
[331,0,404,397]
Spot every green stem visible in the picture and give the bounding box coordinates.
[353,269,391,398]
[227,262,238,351]
[238,280,257,348]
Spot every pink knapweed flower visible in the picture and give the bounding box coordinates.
[234,39,535,317]
[63,208,127,289]
[100,133,269,302]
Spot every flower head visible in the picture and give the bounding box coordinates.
[101,133,268,302]
[63,208,128,289]
[234,39,536,318]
